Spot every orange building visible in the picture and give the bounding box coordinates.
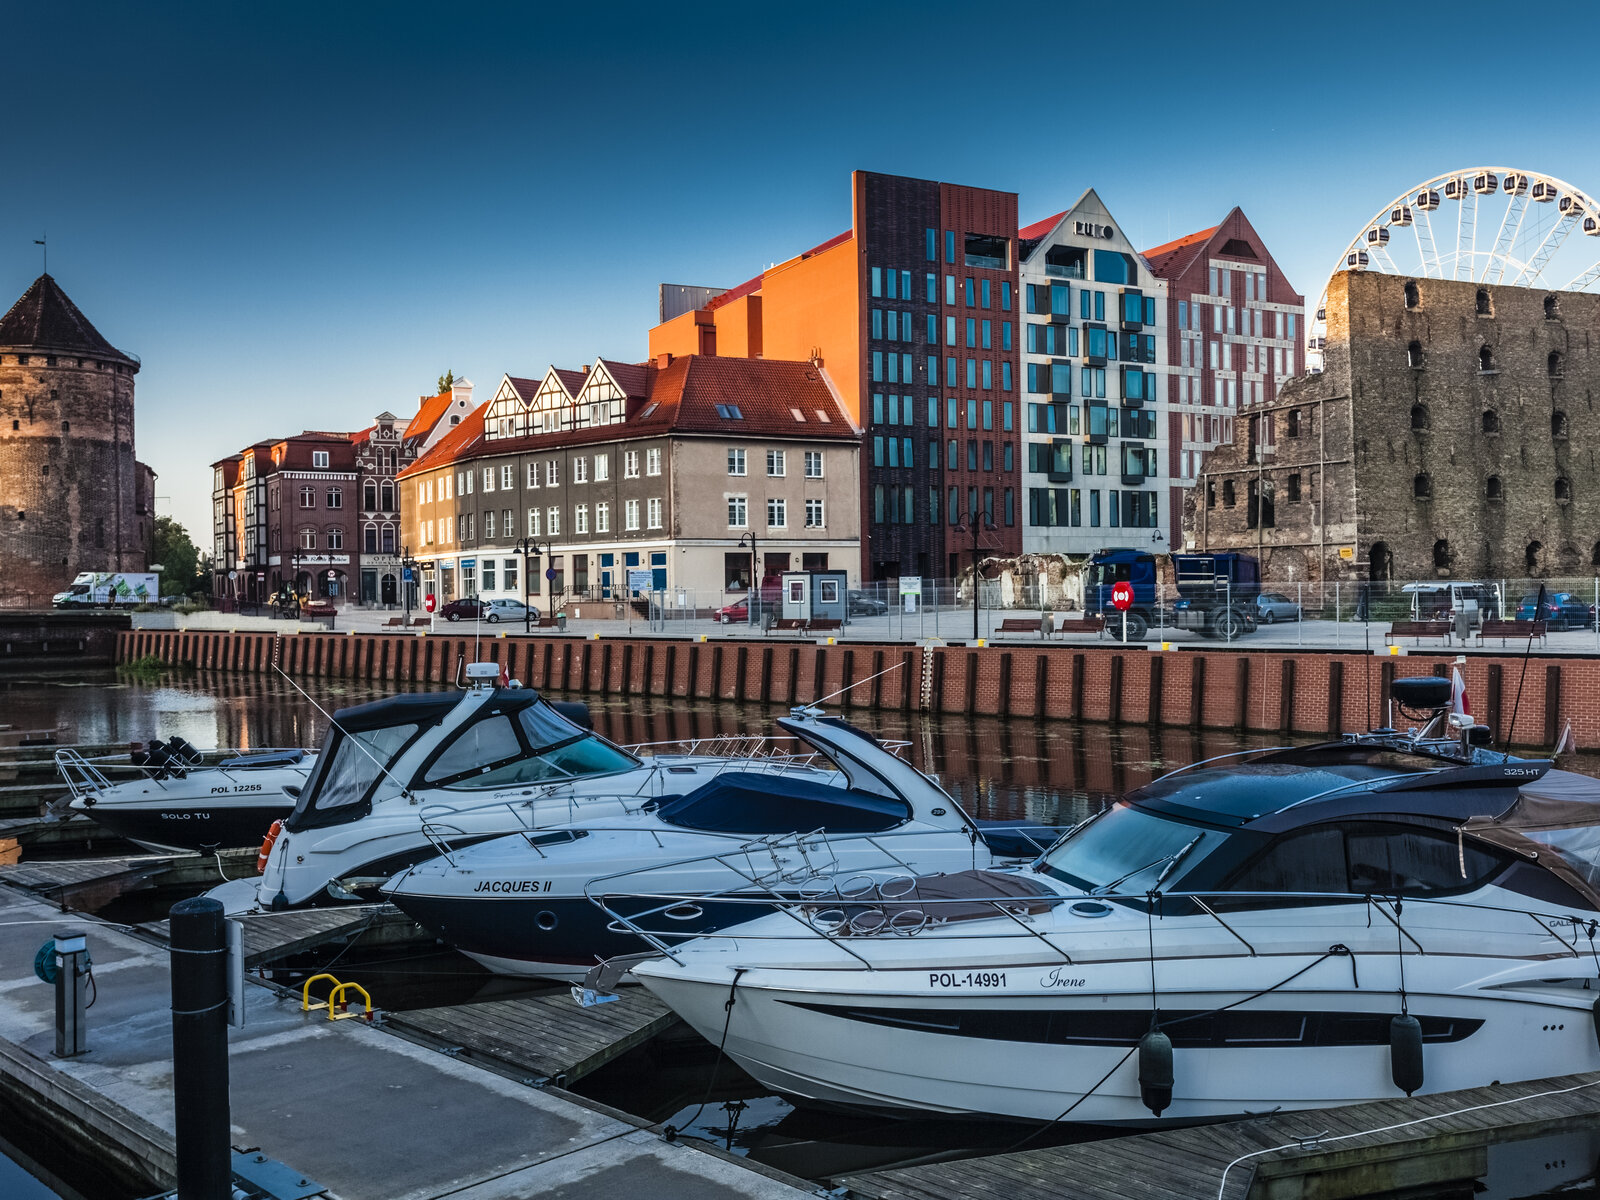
[650,171,1022,581]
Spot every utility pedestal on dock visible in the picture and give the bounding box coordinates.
[170,897,230,1200]
[53,929,88,1058]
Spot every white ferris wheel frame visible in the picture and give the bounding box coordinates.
[1307,167,1600,369]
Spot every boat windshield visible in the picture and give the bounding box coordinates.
[420,703,637,790]
[287,722,421,830]
[1038,803,1219,894]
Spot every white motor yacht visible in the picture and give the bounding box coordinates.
[218,663,915,914]
[382,706,1016,982]
[58,739,315,854]
[630,679,1600,1126]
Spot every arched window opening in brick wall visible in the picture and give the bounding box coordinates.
[1486,475,1503,500]
[1549,351,1564,377]
[1482,409,1499,433]
[1554,477,1572,503]
[1545,295,1560,320]
[1526,541,1544,575]
[1404,280,1419,308]
[1433,539,1450,571]
[1411,404,1430,430]
[1553,411,1569,439]
[1476,288,1492,316]
[1478,345,1495,372]
[1407,340,1424,369]
[1413,473,1432,499]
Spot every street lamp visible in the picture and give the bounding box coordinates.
[399,544,418,626]
[737,530,759,627]
[953,512,998,642]
[515,537,550,635]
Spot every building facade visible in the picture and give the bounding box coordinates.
[400,354,861,609]
[1191,269,1600,583]
[0,274,155,606]
[1016,190,1169,556]
[1142,209,1304,549]
[649,170,1023,581]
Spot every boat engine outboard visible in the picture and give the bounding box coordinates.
[131,736,205,781]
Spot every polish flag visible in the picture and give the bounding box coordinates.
[1451,667,1472,718]
[498,662,510,689]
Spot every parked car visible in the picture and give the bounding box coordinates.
[715,579,782,624]
[848,590,888,616]
[1515,591,1594,630]
[485,598,538,623]
[1253,592,1302,624]
[1402,582,1502,626]
[438,598,489,622]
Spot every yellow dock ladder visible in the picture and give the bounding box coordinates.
[301,972,373,1022]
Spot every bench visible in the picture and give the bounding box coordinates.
[1385,619,1452,646]
[767,617,843,636]
[809,618,842,634]
[410,616,432,627]
[383,617,404,628]
[997,618,1043,635]
[1478,619,1547,647]
[1053,614,1106,638]
[771,618,808,633]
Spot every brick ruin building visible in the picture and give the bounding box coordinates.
[1189,269,1600,585]
[0,275,155,607]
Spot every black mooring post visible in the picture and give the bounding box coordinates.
[169,897,231,1200]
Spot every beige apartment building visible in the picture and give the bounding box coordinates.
[399,353,861,609]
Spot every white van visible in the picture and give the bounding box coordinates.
[1402,581,1502,627]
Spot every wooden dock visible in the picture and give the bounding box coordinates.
[383,985,679,1086]
[839,1071,1600,1200]
[0,849,254,910]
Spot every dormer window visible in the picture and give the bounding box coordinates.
[313,450,329,468]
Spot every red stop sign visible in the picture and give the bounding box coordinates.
[1111,581,1134,611]
[424,594,437,613]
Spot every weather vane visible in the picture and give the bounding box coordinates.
[33,235,45,274]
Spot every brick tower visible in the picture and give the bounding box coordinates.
[0,275,149,607]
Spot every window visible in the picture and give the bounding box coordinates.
[574,504,588,534]
[312,450,329,468]
[625,499,640,530]
[299,485,315,508]
[482,467,495,492]
[804,450,823,478]
[1553,411,1570,439]
[363,481,377,510]
[1555,477,1572,502]
[546,461,559,486]
[714,403,744,419]
[1414,473,1432,499]
[528,507,540,536]
[964,233,1007,270]
[1475,288,1491,316]
[1407,340,1423,369]
[1482,409,1500,434]
[805,498,824,528]
[324,487,342,509]
[1411,404,1430,430]
[547,506,560,536]
[572,458,587,484]
[594,454,609,481]
[1486,475,1502,500]
[591,502,606,532]
[1549,351,1564,377]
[502,507,514,537]
[728,495,747,527]
[482,559,496,590]
[485,510,497,538]
[364,523,378,552]
[527,463,539,488]
[647,497,662,529]
[766,449,786,477]
[728,447,746,476]
[624,450,639,478]
[326,528,344,550]
[646,447,661,476]
[502,464,515,490]
[1404,280,1419,308]
[768,498,787,528]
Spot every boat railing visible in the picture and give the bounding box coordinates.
[53,748,116,802]
[53,746,313,796]
[415,789,665,862]
[582,878,1600,975]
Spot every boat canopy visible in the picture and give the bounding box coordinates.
[1460,769,1600,908]
[655,771,911,835]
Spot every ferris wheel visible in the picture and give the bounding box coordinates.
[1307,168,1600,369]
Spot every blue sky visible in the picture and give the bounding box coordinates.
[5,1,1597,541]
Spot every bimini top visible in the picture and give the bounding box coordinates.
[653,771,912,835]
[1129,743,1552,833]
[1461,769,1600,907]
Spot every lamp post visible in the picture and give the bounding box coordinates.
[737,531,759,627]
[954,512,997,642]
[399,545,418,626]
[514,537,549,635]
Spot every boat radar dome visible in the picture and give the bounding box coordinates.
[465,662,501,687]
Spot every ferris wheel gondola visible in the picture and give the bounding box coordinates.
[1307,168,1600,373]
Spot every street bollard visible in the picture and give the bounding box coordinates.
[54,929,88,1058]
[170,897,232,1200]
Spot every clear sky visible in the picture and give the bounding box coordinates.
[5,0,1597,543]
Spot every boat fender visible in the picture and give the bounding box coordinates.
[1592,995,1600,1048]
[256,820,283,874]
[1390,1014,1424,1096]
[1137,1029,1173,1117]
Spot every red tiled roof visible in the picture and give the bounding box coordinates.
[404,391,454,440]
[349,424,376,445]
[1142,226,1218,278]
[0,274,136,365]
[398,402,486,479]
[1018,211,1068,242]
[595,358,648,397]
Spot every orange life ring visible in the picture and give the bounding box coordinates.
[256,819,283,874]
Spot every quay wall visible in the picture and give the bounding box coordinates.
[2,611,129,672]
[114,629,1600,751]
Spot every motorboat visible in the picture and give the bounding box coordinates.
[56,738,315,854]
[382,705,1019,982]
[220,663,971,915]
[627,678,1600,1126]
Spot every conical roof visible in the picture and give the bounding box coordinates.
[0,274,137,367]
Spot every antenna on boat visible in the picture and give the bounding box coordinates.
[1503,582,1546,761]
[795,659,904,716]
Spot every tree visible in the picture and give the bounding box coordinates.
[151,516,202,596]
[437,369,455,394]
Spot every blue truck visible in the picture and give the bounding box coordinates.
[1085,548,1261,640]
